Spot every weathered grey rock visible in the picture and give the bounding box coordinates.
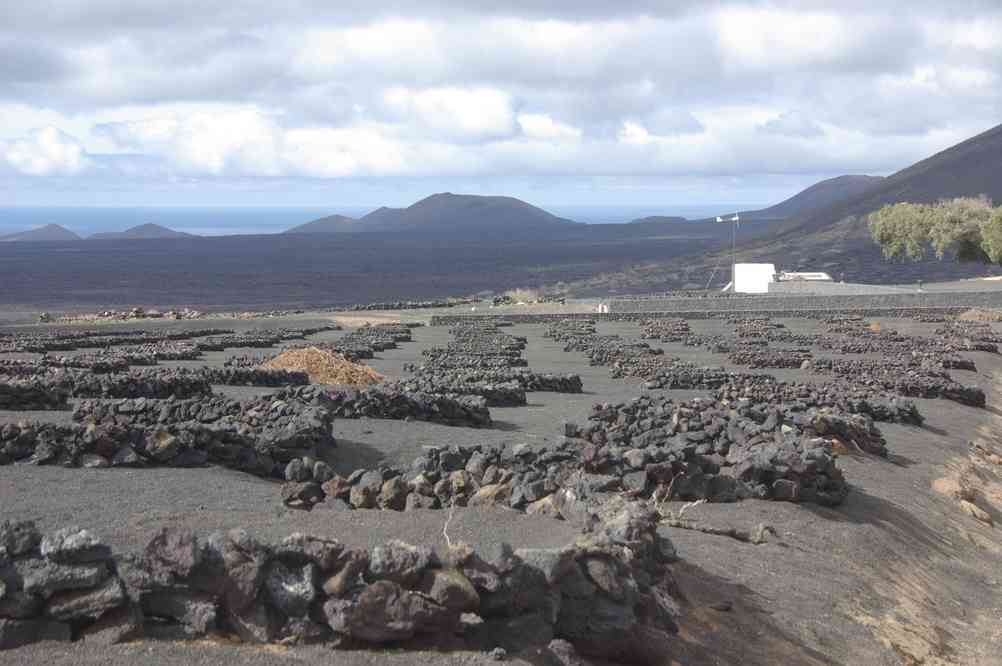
[80,603,144,645]
[367,541,438,588]
[324,580,455,643]
[40,527,111,564]
[79,453,110,468]
[0,521,40,558]
[44,575,125,620]
[281,481,324,507]
[321,550,368,598]
[349,470,382,509]
[140,430,180,462]
[278,617,332,645]
[111,446,141,467]
[417,568,479,613]
[264,561,317,618]
[284,458,309,482]
[274,534,344,573]
[205,529,268,612]
[378,477,409,511]
[545,638,589,665]
[15,558,109,598]
[0,617,71,649]
[141,590,217,634]
[313,461,335,484]
[225,601,281,644]
[484,611,554,653]
[404,493,439,511]
[0,589,43,619]
[469,483,512,507]
[143,528,201,580]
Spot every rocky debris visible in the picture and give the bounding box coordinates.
[727,350,813,369]
[117,342,203,361]
[326,386,492,428]
[195,366,310,387]
[639,318,691,342]
[3,387,336,474]
[338,324,414,352]
[52,307,206,323]
[0,368,212,401]
[569,394,855,505]
[194,326,336,352]
[809,358,985,407]
[0,512,679,660]
[347,298,472,311]
[419,350,529,370]
[0,379,71,410]
[0,328,233,354]
[385,377,527,407]
[1,355,135,375]
[262,347,384,386]
[300,387,861,513]
[716,376,923,425]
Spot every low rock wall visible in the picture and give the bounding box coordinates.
[3,387,337,472]
[327,387,492,428]
[0,505,678,663]
[0,380,70,410]
[430,306,971,325]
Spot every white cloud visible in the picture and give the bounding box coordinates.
[382,86,516,141]
[758,111,824,138]
[617,121,652,146]
[1,127,89,175]
[2,2,1002,198]
[517,113,581,141]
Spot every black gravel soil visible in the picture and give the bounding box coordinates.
[3,313,1002,665]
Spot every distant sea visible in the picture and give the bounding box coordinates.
[0,203,763,237]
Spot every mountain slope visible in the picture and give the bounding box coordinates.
[699,123,1002,285]
[89,223,196,240]
[299,193,579,234]
[557,124,1002,294]
[0,224,81,242]
[743,175,885,220]
[284,215,357,234]
[776,123,1002,240]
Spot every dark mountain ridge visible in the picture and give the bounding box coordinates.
[284,215,357,234]
[740,174,885,221]
[291,192,579,234]
[89,223,196,240]
[0,224,82,242]
[776,123,1002,240]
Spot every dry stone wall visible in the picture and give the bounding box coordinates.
[0,503,678,663]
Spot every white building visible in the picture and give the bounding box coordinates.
[723,263,776,294]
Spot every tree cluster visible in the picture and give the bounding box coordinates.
[868,196,1002,264]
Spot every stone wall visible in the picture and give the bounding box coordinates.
[430,306,972,325]
[607,290,1002,314]
[0,504,678,663]
[327,386,492,428]
[0,380,70,411]
[2,387,337,473]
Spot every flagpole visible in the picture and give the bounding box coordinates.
[731,216,736,292]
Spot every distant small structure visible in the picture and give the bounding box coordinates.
[777,271,833,282]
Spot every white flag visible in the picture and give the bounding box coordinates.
[716,216,723,223]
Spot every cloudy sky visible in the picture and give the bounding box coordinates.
[2,0,1000,212]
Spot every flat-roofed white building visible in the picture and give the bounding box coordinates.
[724,263,776,294]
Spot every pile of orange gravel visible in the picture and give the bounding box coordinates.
[262,347,384,385]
